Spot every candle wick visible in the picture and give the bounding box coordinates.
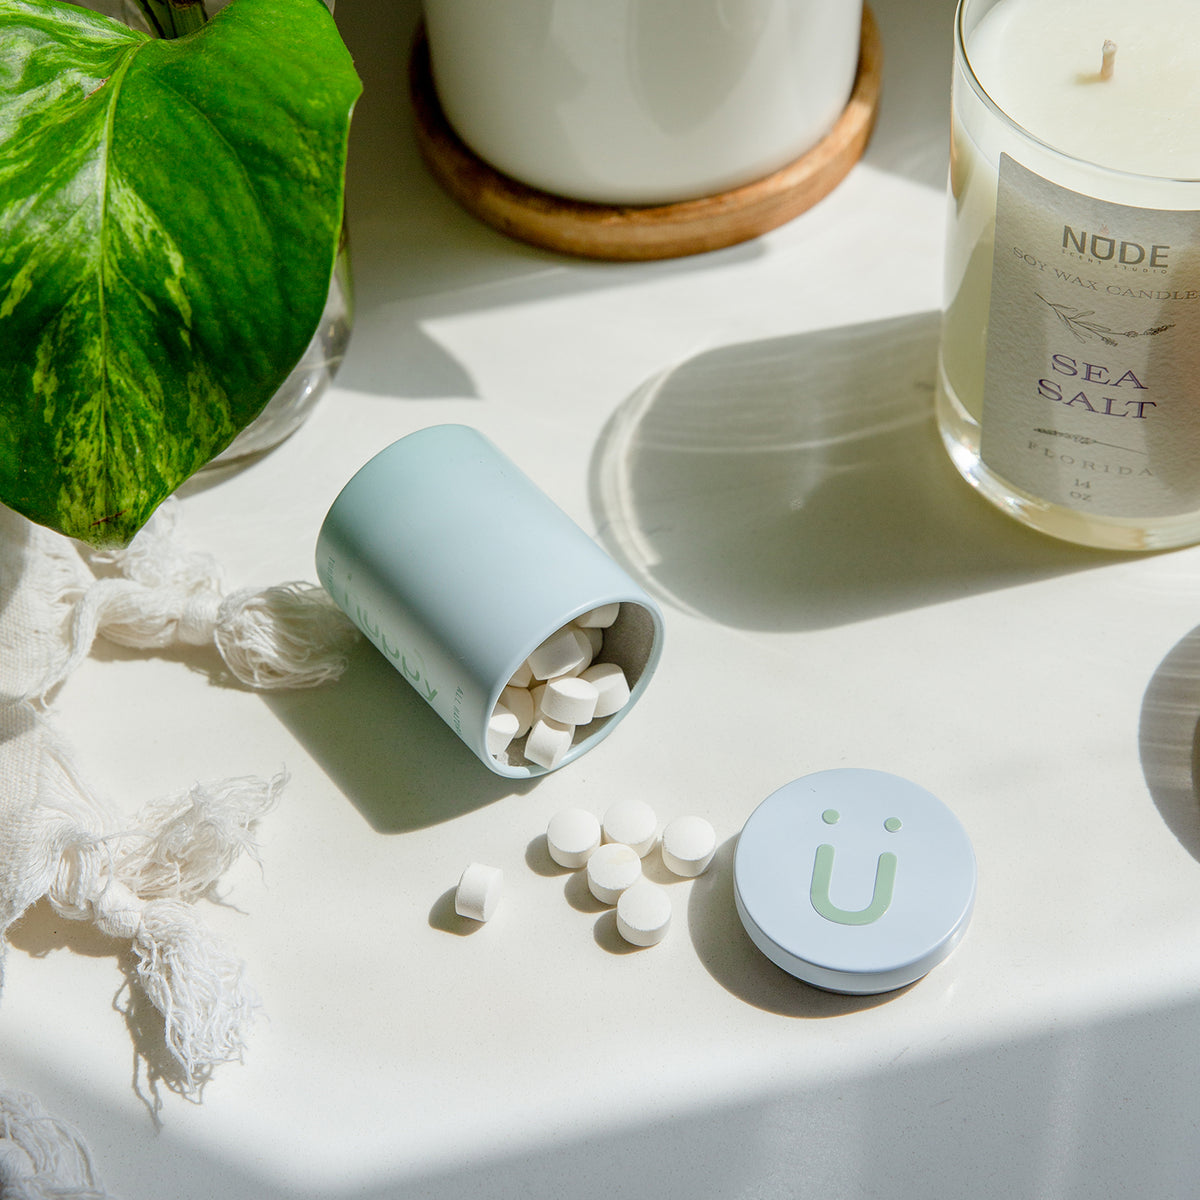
[1100,39,1117,81]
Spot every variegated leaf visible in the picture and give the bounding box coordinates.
[0,0,360,544]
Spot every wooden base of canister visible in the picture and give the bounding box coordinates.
[409,6,883,261]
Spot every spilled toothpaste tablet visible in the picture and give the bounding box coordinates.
[586,842,642,905]
[602,798,658,858]
[455,863,503,922]
[616,880,672,947]
[661,815,717,878]
[546,808,602,869]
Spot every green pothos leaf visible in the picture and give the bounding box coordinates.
[0,0,360,544]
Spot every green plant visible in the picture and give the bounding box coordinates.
[0,0,360,545]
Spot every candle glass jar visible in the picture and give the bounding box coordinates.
[937,0,1200,551]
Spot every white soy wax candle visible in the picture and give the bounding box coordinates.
[937,0,1200,550]
[422,0,863,206]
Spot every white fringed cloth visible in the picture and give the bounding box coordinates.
[0,502,358,1198]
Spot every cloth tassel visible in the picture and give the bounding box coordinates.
[3,708,280,1096]
[117,774,284,904]
[44,858,261,1096]
[67,576,357,692]
[0,1085,111,1200]
[0,500,358,705]
[129,897,258,1093]
[214,582,358,689]
[0,499,347,1176]
[50,784,283,1092]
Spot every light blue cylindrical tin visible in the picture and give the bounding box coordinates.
[316,425,665,776]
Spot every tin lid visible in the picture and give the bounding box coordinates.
[734,769,976,995]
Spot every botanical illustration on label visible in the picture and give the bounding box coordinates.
[981,155,1200,518]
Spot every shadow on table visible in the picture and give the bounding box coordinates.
[263,641,534,833]
[332,0,955,403]
[589,311,1118,632]
[861,0,956,192]
[522,833,888,997]
[327,993,1200,1200]
[34,981,1200,1200]
[7,898,194,1124]
[1139,624,1200,860]
[334,0,765,402]
[686,838,906,1018]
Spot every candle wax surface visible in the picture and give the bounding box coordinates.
[967,0,1200,178]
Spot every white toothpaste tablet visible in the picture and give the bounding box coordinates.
[616,880,672,947]
[500,685,535,738]
[602,798,658,857]
[661,815,717,878]
[455,863,503,922]
[574,623,604,656]
[580,662,630,719]
[507,659,534,689]
[527,626,592,681]
[486,705,520,757]
[525,716,575,769]
[586,842,642,905]
[542,676,600,726]
[576,603,620,628]
[546,808,602,869]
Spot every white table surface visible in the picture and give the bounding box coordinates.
[7,0,1200,1196]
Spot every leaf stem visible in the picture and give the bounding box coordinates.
[135,0,209,38]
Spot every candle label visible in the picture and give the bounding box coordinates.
[981,155,1200,518]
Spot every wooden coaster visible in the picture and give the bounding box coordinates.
[410,7,882,261]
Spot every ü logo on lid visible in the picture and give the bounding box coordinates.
[809,809,902,927]
[733,770,977,995]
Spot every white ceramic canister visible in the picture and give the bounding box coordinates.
[422,0,864,206]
